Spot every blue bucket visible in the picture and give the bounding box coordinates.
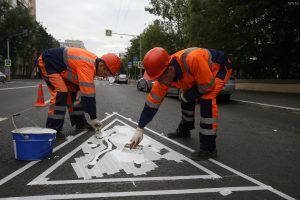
[12,127,56,161]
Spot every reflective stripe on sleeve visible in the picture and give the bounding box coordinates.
[197,77,215,93]
[145,99,160,109]
[79,82,95,88]
[150,92,163,102]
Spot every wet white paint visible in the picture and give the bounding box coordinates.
[12,127,56,134]
[70,125,190,179]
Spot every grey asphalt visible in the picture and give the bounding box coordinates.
[0,80,299,199]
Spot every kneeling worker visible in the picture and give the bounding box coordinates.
[129,47,232,160]
[37,47,121,139]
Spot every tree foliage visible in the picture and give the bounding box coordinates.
[0,1,59,78]
[125,0,299,79]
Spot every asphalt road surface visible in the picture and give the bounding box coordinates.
[0,79,299,200]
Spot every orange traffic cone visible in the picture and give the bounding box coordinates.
[34,83,47,107]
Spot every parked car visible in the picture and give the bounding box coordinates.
[218,76,236,101]
[137,78,179,97]
[115,74,128,84]
[137,76,235,101]
[0,72,6,83]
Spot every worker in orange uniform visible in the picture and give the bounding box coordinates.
[36,47,121,139]
[130,47,232,160]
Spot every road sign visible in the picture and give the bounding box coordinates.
[105,29,112,36]
[133,57,138,61]
[128,61,132,69]
[4,59,11,67]
[138,61,144,69]
[133,61,138,67]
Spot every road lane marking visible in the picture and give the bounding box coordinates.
[0,85,46,91]
[114,112,296,200]
[28,118,219,186]
[0,113,115,186]
[232,99,300,112]
[0,118,8,122]
[0,186,269,200]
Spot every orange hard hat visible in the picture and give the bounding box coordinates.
[101,53,121,76]
[143,47,171,80]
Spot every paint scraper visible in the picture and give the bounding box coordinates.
[123,143,143,154]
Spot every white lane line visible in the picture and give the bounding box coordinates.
[0,114,116,186]
[0,85,46,91]
[114,112,296,200]
[0,118,8,122]
[232,99,300,112]
[209,159,296,200]
[0,186,268,200]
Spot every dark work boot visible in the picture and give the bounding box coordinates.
[75,122,94,131]
[56,131,66,140]
[167,128,191,138]
[191,149,217,161]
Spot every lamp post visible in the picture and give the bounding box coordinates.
[105,30,143,81]
[5,30,29,81]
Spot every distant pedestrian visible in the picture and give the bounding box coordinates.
[36,47,121,139]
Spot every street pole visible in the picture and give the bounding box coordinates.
[7,39,10,60]
[6,39,10,81]
[139,36,142,78]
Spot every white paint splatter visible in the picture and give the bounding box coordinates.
[71,125,186,179]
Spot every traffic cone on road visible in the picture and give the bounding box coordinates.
[34,83,47,107]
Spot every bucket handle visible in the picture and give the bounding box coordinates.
[12,113,39,140]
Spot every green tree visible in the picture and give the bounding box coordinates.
[0,3,59,78]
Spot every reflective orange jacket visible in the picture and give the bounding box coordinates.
[145,48,215,109]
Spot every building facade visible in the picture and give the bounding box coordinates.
[60,40,86,49]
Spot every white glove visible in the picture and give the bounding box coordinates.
[129,127,144,149]
[90,119,103,131]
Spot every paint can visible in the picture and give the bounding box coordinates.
[11,114,56,161]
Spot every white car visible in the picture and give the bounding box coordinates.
[0,72,6,83]
[116,74,128,84]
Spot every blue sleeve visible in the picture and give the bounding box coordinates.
[183,85,202,101]
[81,96,97,119]
[138,104,158,128]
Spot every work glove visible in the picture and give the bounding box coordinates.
[129,127,144,149]
[90,119,103,132]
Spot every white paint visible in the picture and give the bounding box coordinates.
[11,127,56,134]
[113,112,195,152]
[0,117,8,122]
[209,159,296,200]
[0,186,268,200]
[0,85,46,91]
[219,189,232,196]
[232,99,300,112]
[29,118,220,185]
